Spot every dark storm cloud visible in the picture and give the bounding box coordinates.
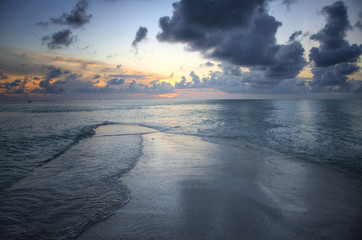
[174,68,311,94]
[175,72,211,89]
[310,63,360,90]
[355,12,362,30]
[335,63,360,75]
[308,1,362,91]
[309,1,362,67]
[264,41,306,79]
[36,75,66,92]
[45,66,62,80]
[31,66,74,94]
[0,78,28,95]
[107,77,125,85]
[10,79,21,87]
[65,73,81,81]
[38,0,91,49]
[310,1,350,49]
[41,29,77,50]
[219,63,242,76]
[132,27,148,47]
[157,0,277,65]
[309,43,361,67]
[355,21,362,30]
[207,15,282,66]
[31,84,65,94]
[309,66,362,92]
[74,79,175,95]
[50,0,92,28]
[157,0,267,38]
[311,66,348,87]
[157,0,306,85]
[132,27,148,54]
[289,31,302,42]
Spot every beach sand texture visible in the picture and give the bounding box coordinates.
[78,125,362,240]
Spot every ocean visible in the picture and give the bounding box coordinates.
[1,99,362,239]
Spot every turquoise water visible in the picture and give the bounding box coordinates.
[1,99,362,239]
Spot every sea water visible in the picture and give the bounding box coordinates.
[1,99,361,239]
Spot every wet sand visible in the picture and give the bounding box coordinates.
[78,127,362,240]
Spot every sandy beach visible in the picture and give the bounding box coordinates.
[78,125,362,240]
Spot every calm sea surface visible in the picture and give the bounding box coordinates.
[1,99,361,239]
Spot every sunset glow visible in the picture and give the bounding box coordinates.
[0,0,361,100]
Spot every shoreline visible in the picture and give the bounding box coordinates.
[78,127,362,240]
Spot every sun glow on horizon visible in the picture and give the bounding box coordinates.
[152,93,180,99]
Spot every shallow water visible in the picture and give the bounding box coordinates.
[1,99,361,239]
[79,130,362,240]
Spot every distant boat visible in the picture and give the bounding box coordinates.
[27,100,32,103]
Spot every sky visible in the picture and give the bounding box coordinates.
[0,0,361,100]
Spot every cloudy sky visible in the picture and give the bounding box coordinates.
[0,0,361,100]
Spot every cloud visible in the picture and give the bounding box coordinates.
[107,77,125,85]
[116,64,122,69]
[310,63,359,88]
[310,66,362,92]
[335,63,360,75]
[50,0,92,28]
[157,0,276,64]
[0,72,8,79]
[41,29,77,49]
[175,71,209,89]
[309,43,361,68]
[108,74,148,79]
[355,21,362,30]
[45,66,62,79]
[282,0,298,9]
[73,78,175,95]
[92,74,101,79]
[289,31,302,42]
[132,26,148,54]
[200,61,214,68]
[264,41,306,80]
[311,66,346,87]
[308,1,362,90]
[37,21,49,27]
[157,0,306,85]
[309,1,362,67]
[30,66,73,94]
[0,78,28,95]
[219,63,242,76]
[175,76,188,89]
[38,0,92,49]
[106,53,117,58]
[148,80,174,93]
[65,73,81,81]
[173,68,311,95]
